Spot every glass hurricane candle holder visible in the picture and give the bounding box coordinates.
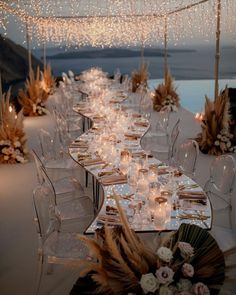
[137,168,149,195]
[153,197,167,229]
[119,150,131,175]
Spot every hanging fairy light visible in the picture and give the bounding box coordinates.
[0,0,235,48]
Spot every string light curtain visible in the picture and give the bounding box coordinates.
[0,0,235,47]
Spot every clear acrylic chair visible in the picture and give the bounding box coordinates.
[151,117,179,163]
[32,149,84,199]
[39,128,77,171]
[204,154,236,228]
[34,176,94,231]
[156,110,170,137]
[174,139,199,179]
[33,185,90,295]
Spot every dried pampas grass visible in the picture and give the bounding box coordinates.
[131,63,149,93]
[41,64,56,95]
[18,67,48,116]
[153,68,180,112]
[0,89,28,164]
[196,87,236,155]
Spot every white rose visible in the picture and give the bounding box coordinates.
[178,242,194,259]
[226,141,231,148]
[214,140,220,146]
[177,279,192,291]
[14,141,21,148]
[2,147,9,155]
[221,136,227,142]
[159,285,174,295]
[157,247,173,262]
[140,273,159,294]
[3,155,9,161]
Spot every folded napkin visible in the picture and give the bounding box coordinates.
[70,142,88,148]
[100,175,127,186]
[124,133,141,140]
[97,214,121,225]
[98,170,116,177]
[134,121,149,127]
[109,99,122,103]
[132,113,141,118]
[177,191,207,200]
[157,167,169,175]
[81,158,105,166]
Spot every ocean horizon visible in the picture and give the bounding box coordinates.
[33,46,236,113]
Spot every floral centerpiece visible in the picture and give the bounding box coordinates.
[18,67,49,116]
[153,69,180,112]
[196,87,236,155]
[0,90,28,164]
[131,63,149,93]
[70,193,235,295]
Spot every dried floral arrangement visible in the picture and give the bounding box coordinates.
[131,63,149,93]
[153,69,180,112]
[0,90,28,164]
[18,67,48,116]
[196,87,236,155]
[40,64,56,95]
[70,193,236,295]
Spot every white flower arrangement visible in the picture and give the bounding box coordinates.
[214,129,236,153]
[161,95,178,112]
[0,138,28,164]
[0,90,28,164]
[139,241,209,295]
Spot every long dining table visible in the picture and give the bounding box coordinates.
[69,69,212,235]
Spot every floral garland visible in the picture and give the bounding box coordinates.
[153,69,180,112]
[71,193,236,295]
[0,90,28,164]
[18,67,49,116]
[196,88,236,155]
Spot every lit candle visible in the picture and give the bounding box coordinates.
[148,165,158,182]
[119,150,131,175]
[9,105,13,113]
[153,197,167,229]
[137,168,149,194]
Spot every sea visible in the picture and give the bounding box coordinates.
[33,46,236,113]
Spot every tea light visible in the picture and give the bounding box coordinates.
[119,150,131,175]
[137,168,149,194]
[149,182,160,213]
[148,165,158,182]
[153,197,167,229]
[195,112,204,122]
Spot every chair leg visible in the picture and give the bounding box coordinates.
[85,171,88,187]
[46,262,54,275]
[34,251,44,295]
